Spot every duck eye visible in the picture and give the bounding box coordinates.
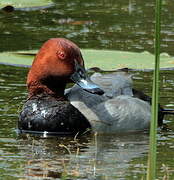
[56,51,66,60]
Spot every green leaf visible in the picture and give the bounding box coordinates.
[0,51,34,66]
[0,0,53,9]
[0,49,173,70]
[81,49,173,70]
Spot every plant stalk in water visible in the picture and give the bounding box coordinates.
[146,0,161,180]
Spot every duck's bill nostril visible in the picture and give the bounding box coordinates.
[70,62,104,95]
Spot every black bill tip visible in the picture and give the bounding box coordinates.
[84,87,104,95]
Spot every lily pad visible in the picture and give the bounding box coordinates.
[0,51,34,67]
[0,49,174,70]
[0,0,53,9]
[82,49,174,70]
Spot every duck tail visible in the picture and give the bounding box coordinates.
[162,109,174,115]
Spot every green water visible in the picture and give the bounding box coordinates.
[1,0,174,55]
[0,64,174,179]
[1,0,174,179]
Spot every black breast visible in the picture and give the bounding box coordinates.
[18,95,91,135]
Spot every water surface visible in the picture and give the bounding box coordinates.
[0,64,174,179]
[0,0,174,55]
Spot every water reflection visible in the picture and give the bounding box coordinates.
[15,133,149,179]
[86,133,149,179]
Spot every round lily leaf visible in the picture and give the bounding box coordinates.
[0,0,53,9]
[0,49,173,70]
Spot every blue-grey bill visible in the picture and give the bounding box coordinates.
[70,60,104,95]
[76,78,104,95]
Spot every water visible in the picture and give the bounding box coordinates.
[1,0,174,179]
[0,0,174,55]
[0,64,174,179]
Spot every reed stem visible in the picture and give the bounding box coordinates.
[146,0,161,179]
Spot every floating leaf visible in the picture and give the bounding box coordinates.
[0,49,174,70]
[0,51,34,66]
[0,0,53,10]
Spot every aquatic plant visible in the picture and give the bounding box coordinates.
[146,0,161,179]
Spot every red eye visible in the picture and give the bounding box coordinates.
[56,51,66,60]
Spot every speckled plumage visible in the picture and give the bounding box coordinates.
[19,94,91,134]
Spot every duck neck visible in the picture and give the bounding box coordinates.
[28,79,67,100]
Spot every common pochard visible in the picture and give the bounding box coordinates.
[18,38,104,135]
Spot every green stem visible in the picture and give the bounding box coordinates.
[146,0,161,180]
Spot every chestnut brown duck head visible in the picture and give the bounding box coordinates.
[27,38,104,99]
